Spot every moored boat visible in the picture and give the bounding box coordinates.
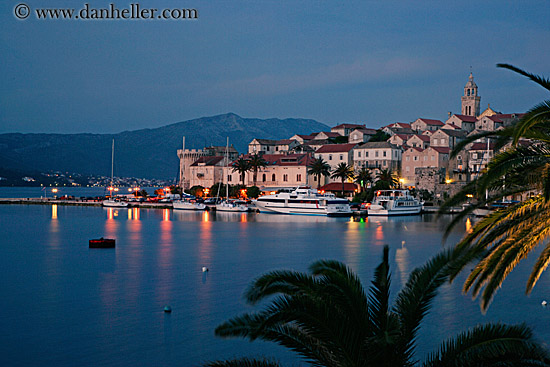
[215,200,248,212]
[367,190,422,216]
[102,198,128,207]
[253,186,351,216]
[89,238,116,248]
[173,199,206,211]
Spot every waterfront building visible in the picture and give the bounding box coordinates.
[353,141,401,172]
[330,123,367,136]
[224,153,316,190]
[406,134,430,149]
[248,138,299,155]
[411,118,444,132]
[315,144,357,185]
[187,156,226,189]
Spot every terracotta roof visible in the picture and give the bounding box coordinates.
[494,113,525,120]
[430,147,451,154]
[293,134,315,140]
[409,134,430,142]
[485,116,503,122]
[319,132,342,138]
[238,153,315,167]
[319,182,358,192]
[453,114,477,122]
[333,123,366,129]
[470,142,496,151]
[436,129,467,137]
[252,139,278,145]
[354,128,377,135]
[443,123,461,129]
[357,141,396,149]
[406,147,423,153]
[394,134,413,140]
[417,118,444,126]
[275,139,293,145]
[315,143,356,153]
[190,156,224,166]
[394,122,412,129]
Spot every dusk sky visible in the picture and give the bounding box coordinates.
[1,0,549,134]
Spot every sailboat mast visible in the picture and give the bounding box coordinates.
[225,137,229,199]
[111,139,114,188]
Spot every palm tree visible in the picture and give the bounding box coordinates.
[440,64,550,310]
[205,246,549,367]
[376,168,398,189]
[307,158,331,189]
[247,153,267,187]
[232,158,250,187]
[355,167,373,192]
[331,162,355,197]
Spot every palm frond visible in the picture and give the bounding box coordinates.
[204,357,281,367]
[497,63,550,92]
[512,101,550,145]
[244,270,319,305]
[424,322,550,367]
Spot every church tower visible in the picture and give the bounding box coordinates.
[461,72,481,117]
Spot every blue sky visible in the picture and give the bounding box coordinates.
[1,0,549,133]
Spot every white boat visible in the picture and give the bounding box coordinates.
[215,200,248,212]
[367,190,422,216]
[102,198,129,208]
[173,199,206,211]
[102,139,128,208]
[253,186,352,216]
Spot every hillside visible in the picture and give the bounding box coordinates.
[0,113,329,179]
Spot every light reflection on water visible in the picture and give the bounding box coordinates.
[0,205,549,367]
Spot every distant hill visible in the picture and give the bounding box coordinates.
[0,113,329,179]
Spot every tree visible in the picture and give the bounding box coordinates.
[247,154,267,187]
[247,186,261,199]
[375,168,398,189]
[331,162,355,197]
[307,158,331,189]
[232,158,250,187]
[169,185,183,195]
[440,64,550,310]
[355,167,373,192]
[186,185,204,197]
[205,246,549,367]
[369,130,391,142]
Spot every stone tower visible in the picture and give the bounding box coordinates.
[461,72,481,117]
[177,136,206,189]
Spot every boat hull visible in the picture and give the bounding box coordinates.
[89,238,115,248]
[254,201,351,216]
[173,201,206,210]
[102,200,128,208]
[367,206,422,216]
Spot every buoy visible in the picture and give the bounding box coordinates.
[542,300,547,307]
[164,306,172,313]
[202,267,209,272]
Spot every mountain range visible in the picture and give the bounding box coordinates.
[0,113,329,179]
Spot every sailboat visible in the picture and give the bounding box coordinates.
[215,137,248,212]
[102,139,128,208]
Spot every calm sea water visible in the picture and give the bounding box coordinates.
[0,199,549,366]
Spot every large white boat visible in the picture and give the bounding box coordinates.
[253,187,352,216]
[367,190,422,216]
[173,199,206,211]
[102,198,129,208]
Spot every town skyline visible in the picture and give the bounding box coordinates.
[1,1,549,134]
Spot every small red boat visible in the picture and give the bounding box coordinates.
[89,238,115,248]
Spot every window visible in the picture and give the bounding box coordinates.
[375,151,379,157]
[365,151,369,157]
[340,154,343,160]
[383,161,387,166]
[406,166,410,172]
[406,156,410,162]
[272,173,276,181]
[423,156,427,161]
[228,175,232,182]
[329,155,332,161]
[414,156,418,161]
[431,155,435,161]
[275,147,279,151]
[314,176,317,181]
[358,151,361,157]
[383,151,387,157]
[262,173,266,182]
[297,174,301,181]
[283,174,288,182]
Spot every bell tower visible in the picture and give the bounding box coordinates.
[461,71,481,117]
